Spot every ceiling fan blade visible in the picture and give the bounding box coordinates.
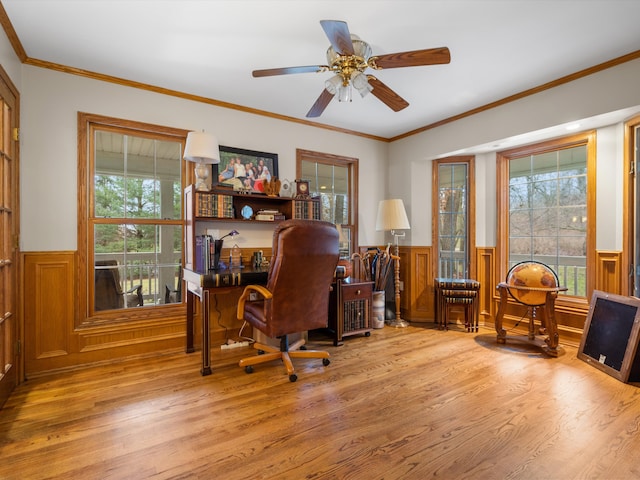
[371,47,451,69]
[320,20,354,56]
[367,76,409,112]
[306,89,335,118]
[252,65,326,77]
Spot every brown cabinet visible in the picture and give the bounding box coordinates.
[328,278,373,346]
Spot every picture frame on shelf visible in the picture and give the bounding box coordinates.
[214,145,279,194]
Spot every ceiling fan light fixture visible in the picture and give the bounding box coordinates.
[325,74,342,95]
[338,84,352,103]
[255,20,449,118]
[351,71,372,97]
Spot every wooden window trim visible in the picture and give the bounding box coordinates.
[77,112,191,327]
[623,114,640,296]
[496,131,596,307]
[296,148,359,259]
[431,155,476,280]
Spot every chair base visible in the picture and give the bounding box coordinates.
[238,337,330,382]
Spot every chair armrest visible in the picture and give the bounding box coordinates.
[125,284,143,306]
[125,284,141,294]
[237,284,272,320]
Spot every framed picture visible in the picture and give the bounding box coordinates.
[213,145,278,194]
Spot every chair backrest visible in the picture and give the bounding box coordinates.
[95,260,124,310]
[263,219,340,338]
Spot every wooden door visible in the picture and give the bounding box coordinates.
[0,69,18,408]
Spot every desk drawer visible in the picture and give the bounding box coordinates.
[342,282,373,302]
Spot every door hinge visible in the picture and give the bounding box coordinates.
[12,127,18,142]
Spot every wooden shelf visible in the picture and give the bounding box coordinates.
[184,184,320,271]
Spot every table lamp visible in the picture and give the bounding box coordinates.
[376,199,411,327]
[184,131,220,191]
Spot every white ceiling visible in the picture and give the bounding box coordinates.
[3,0,640,139]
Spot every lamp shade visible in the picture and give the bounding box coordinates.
[183,131,220,164]
[376,199,410,231]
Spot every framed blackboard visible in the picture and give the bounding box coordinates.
[578,290,640,383]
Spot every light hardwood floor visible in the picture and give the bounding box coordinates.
[2,323,640,480]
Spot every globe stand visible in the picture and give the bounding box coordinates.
[494,261,567,357]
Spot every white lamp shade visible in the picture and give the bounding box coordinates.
[184,131,220,164]
[376,199,410,231]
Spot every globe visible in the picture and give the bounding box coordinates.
[505,261,559,306]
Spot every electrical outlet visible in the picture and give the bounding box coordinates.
[399,281,404,291]
[249,292,258,301]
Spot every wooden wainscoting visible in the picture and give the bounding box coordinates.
[479,249,623,347]
[23,252,187,376]
[595,250,622,295]
[404,246,432,322]
[476,247,496,326]
[399,247,623,347]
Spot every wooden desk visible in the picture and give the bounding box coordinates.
[495,282,567,357]
[183,266,269,375]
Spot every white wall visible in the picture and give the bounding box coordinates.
[8,26,640,254]
[390,58,640,250]
[0,27,21,90]
[19,66,389,251]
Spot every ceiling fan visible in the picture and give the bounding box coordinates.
[252,20,451,118]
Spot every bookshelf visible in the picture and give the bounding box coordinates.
[184,185,320,271]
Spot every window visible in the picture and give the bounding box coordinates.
[297,149,358,259]
[432,156,475,279]
[625,115,640,297]
[497,133,595,299]
[78,113,189,322]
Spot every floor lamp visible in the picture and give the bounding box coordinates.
[376,199,411,328]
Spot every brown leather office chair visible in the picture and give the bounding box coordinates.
[237,219,339,382]
[95,260,143,311]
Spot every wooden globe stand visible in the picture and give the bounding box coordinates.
[495,283,567,357]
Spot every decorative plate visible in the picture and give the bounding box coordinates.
[241,205,253,220]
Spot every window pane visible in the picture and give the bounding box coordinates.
[508,144,587,296]
[437,163,468,278]
[300,155,354,260]
[94,223,182,309]
[92,126,183,313]
[94,132,182,221]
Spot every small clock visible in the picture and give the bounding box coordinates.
[296,179,310,198]
[279,179,293,198]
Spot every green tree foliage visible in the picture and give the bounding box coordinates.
[94,175,162,253]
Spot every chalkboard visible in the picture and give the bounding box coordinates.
[578,290,640,383]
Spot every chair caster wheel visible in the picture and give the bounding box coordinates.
[289,374,297,382]
[365,331,371,337]
[245,365,254,374]
[322,358,330,366]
